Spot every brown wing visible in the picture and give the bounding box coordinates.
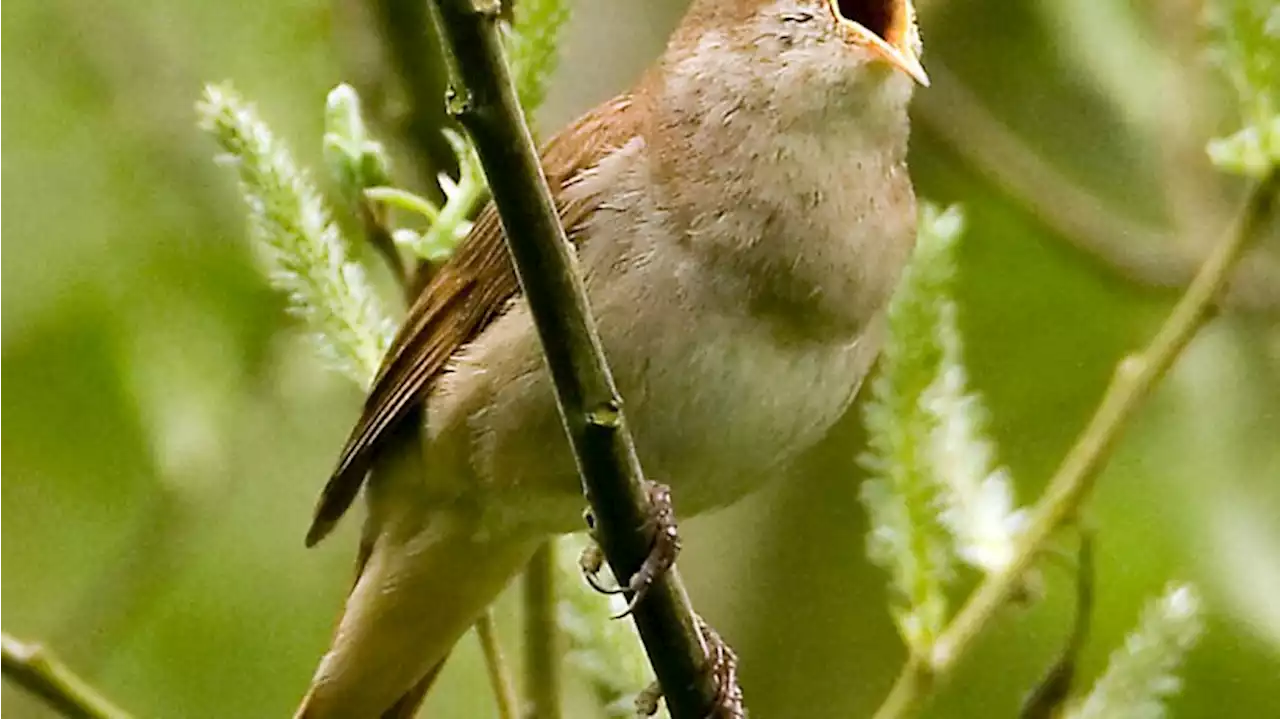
[306,94,644,546]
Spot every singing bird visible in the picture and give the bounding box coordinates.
[296,0,926,715]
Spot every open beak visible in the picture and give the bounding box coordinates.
[828,0,930,87]
[855,24,930,87]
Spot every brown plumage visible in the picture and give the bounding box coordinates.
[295,0,926,715]
[296,93,648,719]
[306,94,644,548]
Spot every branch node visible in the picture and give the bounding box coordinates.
[586,399,623,429]
[445,87,475,117]
[1115,356,1145,383]
[474,0,502,19]
[2,632,134,719]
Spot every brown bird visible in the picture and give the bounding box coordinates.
[296,0,926,715]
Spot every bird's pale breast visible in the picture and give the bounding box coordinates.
[423,120,911,536]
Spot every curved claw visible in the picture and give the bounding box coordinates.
[698,617,745,718]
[579,481,683,618]
[610,586,646,620]
[609,481,682,618]
[582,568,629,596]
[578,539,628,595]
[627,617,746,718]
[634,681,663,717]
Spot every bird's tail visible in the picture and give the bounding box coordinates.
[294,507,540,718]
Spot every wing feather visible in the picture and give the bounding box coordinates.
[306,94,643,546]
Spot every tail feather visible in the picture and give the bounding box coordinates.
[295,518,538,717]
[295,426,540,718]
[295,659,444,719]
[381,660,445,719]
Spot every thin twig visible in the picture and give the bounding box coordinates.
[873,168,1278,719]
[2,632,133,719]
[476,611,520,719]
[1019,533,1095,719]
[359,200,411,293]
[524,541,563,719]
[874,655,930,719]
[422,1,725,716]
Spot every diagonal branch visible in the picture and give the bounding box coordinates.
[524,542,564,719]
[873,167,1278,718]
[476,610,520,719]
[422,1,726,716]
[2,632,133,719]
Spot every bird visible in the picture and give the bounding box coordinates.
[295,0,927,715]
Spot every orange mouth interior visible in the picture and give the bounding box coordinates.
[828,0,907,49]
[827,0,928,85]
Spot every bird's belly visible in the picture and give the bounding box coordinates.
[610,307,866,517]
[430,273,872,536]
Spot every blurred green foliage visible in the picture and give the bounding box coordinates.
[3,1,1278,718]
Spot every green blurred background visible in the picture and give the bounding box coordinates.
[4,0,1279,716]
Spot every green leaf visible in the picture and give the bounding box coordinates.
[322,83,392,201]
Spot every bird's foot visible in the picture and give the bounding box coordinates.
[631,616,745,718]
[578,480,681,618]
[699,616,745,718]
[634,682,663,717]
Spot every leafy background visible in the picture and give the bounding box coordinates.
[3,0,1278,716]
